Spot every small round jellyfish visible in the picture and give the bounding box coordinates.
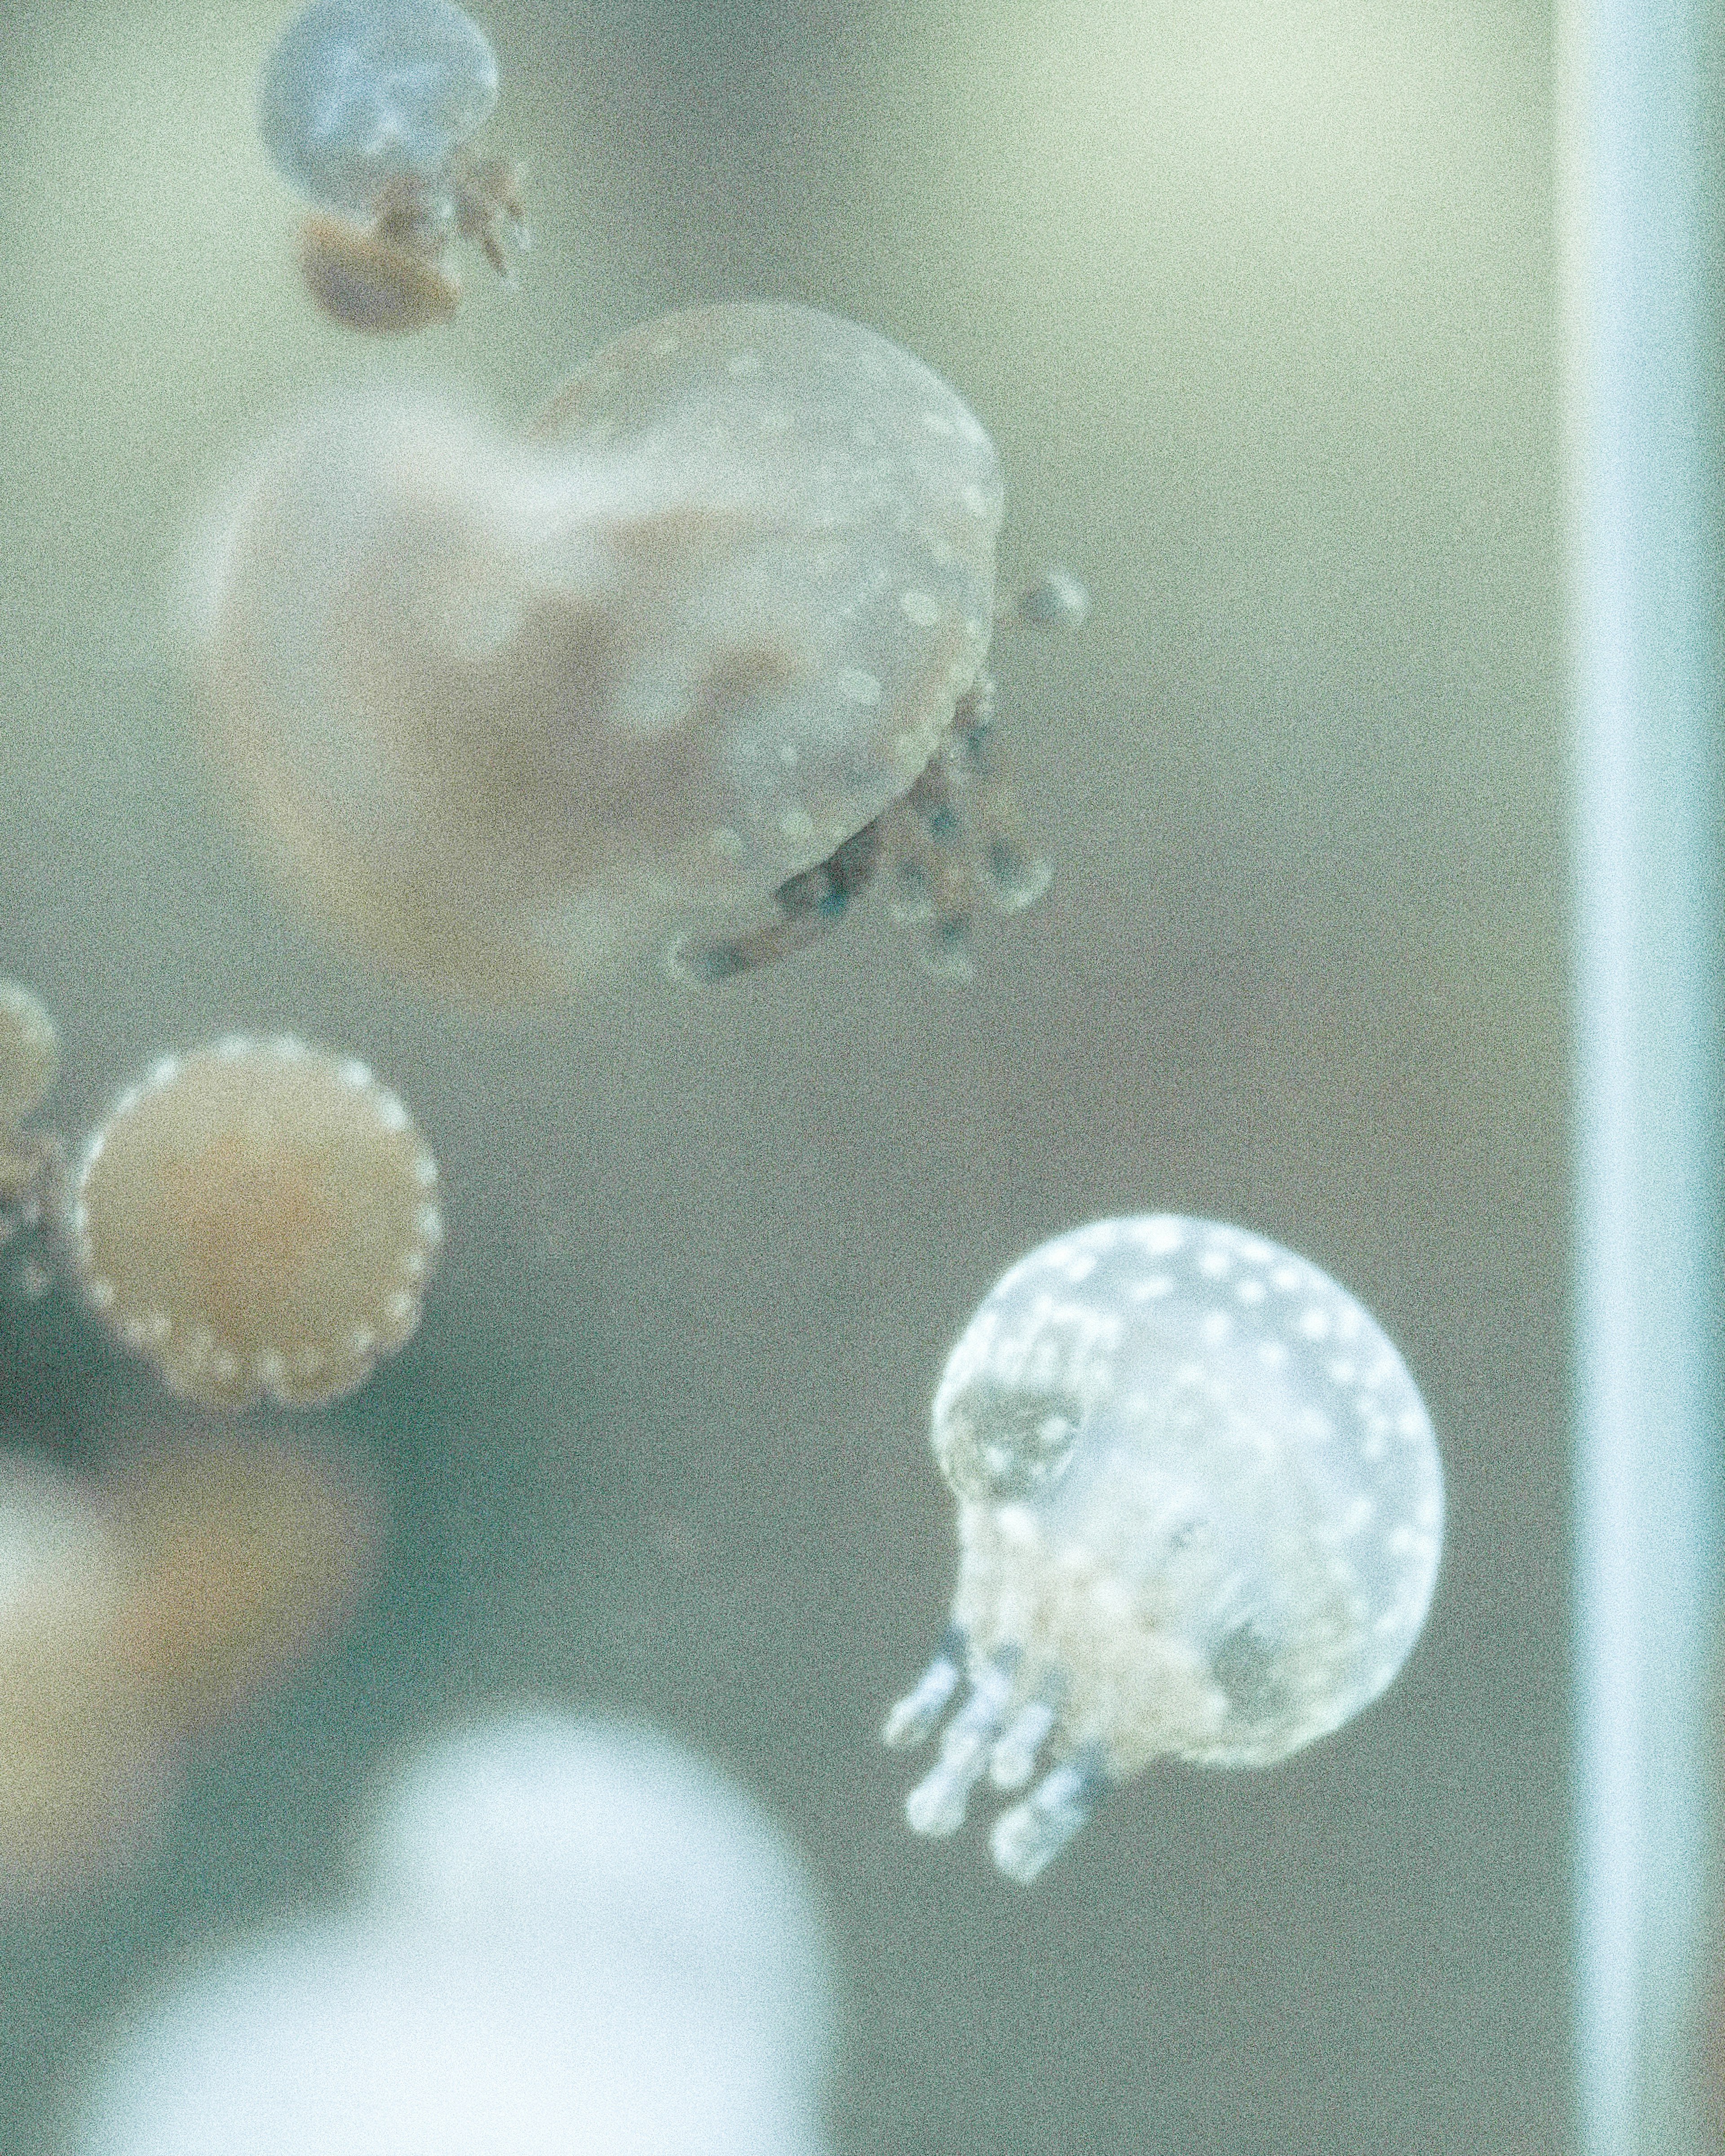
[257,0,525,334]
[66,1037,442,1410]
[193,302,1069,999]
[882,1215,1445,1882]
[0,978,60,1246]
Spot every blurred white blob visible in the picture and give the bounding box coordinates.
[371,1712,832,2103]
[79,1710,833,2156]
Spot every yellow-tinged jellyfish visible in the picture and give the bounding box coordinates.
[883,1215,1445,1881]
[257,0,524,333]
[193,301,1072,1000]
[66,1037,441,1410]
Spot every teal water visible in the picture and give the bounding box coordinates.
[0,1,1566,2148]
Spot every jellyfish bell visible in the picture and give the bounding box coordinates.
[257,0,524,331]
[883,1214,1445,1882]
[194,301,1057,1001]
[368,1710,832,2094]
[110,1432,381,1727]
[66,1036,442,1411]
[79,1917,822,2156]
[79,1711,834,2155]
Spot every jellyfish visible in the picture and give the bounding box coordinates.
[0,977,60,1247]
[0,1448,170,1899]
[369,1711,832,2107]
[0,1432,377,1900]
[78,1711,832,2156]
[256,0,525,333]
[109,1433,380,1727]
[66,1036,442,1410]
[882,1215,1445,1882]
[191,302,1076,1001]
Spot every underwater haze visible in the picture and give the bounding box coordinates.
[0,0,1563,2151]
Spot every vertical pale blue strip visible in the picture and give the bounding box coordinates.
[1565,0,1724,2145]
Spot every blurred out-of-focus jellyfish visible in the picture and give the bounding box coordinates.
[0,977,60,1246]
[192,302,1074,1001]
[883,1215,1445,1882]
[66,1036,442,1410]
[110,1432,380,1728]
[0,1448,168,1898]
[369,1711,832,2108]
[78,1710,832,2156]
[0,1433,375,1899]
[257,0,525,334]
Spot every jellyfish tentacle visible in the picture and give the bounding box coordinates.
[666,819,885,983]
[989,1748,1108,1884]
[881,1623,968,1750]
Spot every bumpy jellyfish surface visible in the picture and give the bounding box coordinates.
[193,302,1057,1000]
[66,1038,441,1410]
[257,0,523,333]
[883,1215,1445,1882]
[0,978,60,1239]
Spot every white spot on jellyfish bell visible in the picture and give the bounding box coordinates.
[882,1215,1444,1882]
[193,302,1008,1001]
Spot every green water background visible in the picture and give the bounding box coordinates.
[0,1,1564,2148]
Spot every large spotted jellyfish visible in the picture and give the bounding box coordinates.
[77,1710,832,2156]
[191,302,1076,1001]
[883,1216,1445,1882]
[256,0,525,333]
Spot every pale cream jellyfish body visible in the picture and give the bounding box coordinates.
[884,1215,1445,1880]
[67,1037,441,1409]
[195,302,1054,1000]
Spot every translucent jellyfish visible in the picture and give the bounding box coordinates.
[192,302,1070,1000]
[257,0,525,334]
[66,1037,442,1409]
[883,1215,1445,1882]
[78,1711,832,2156]
[0,977,60,1246]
